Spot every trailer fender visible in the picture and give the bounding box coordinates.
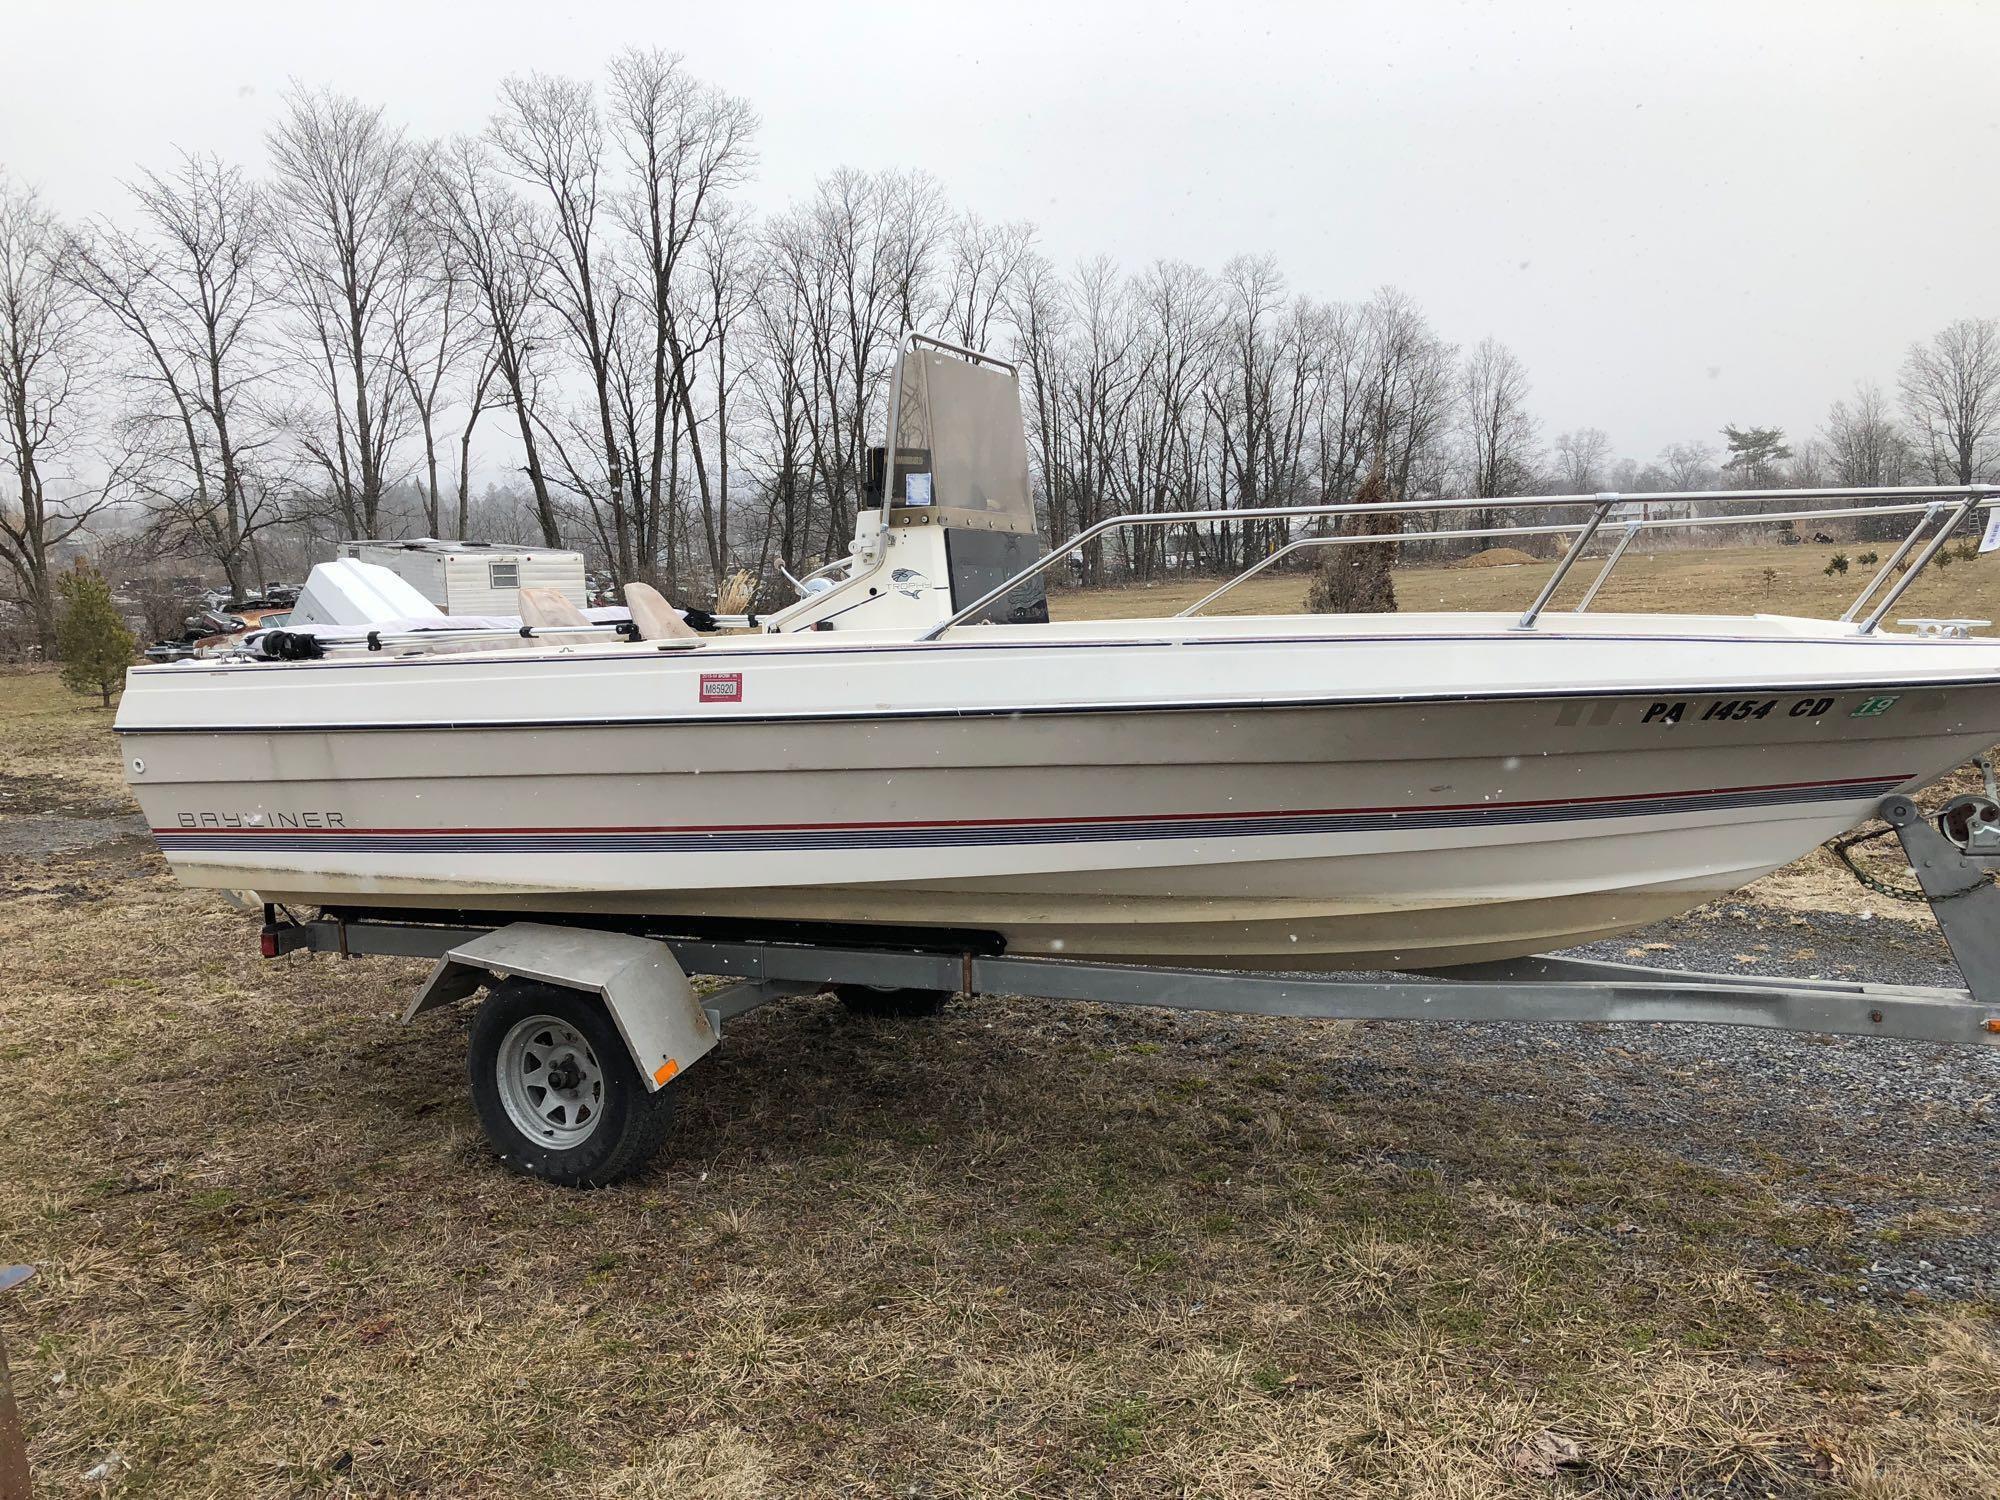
[405,922,717,1091]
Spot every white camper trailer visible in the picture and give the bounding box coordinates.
[336,539,590,616]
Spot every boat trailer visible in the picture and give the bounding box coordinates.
[260,795,2000,1187]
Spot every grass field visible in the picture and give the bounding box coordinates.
[2,548,1997,1497]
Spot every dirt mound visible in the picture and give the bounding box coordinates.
[1454,546,1540,569]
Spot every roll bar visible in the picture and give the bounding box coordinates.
[905,331,1019,374]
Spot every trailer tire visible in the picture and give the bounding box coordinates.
[467,979,676,1187]
[833,984,950,1018]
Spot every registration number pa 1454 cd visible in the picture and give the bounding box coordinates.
[1639,694,1895,725]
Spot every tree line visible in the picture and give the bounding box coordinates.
[4,49,1998,648]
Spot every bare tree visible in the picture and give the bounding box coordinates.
[1007,265,1459,585]
[742,266,817,576]
[1899,316,2000,485]
[489,69,649,574]
[389,186,492,537]
[682,202,763,583]
[641,187,760,593]
[1657,440,1716,492]
[266,85,416,538]
[65,153,284,597]
[1552,427,1614,493]
[1794,438,1844,492]
[1006,249,1079,547]
[1306,299,1367,508]
[1823,380,1909,487]
[1206,254,1293,566]
[767,168,948,553]
[1057,255,1146,581]
[941,214,1034,350]
[1814,381,1913,539]
[450,345,504,540]
[1119,258,1219,577]
[605,47,758,586]
[1458,336,1538,527]
[0,176,124,648]
[1357,287,1455,500]
[421,137,563,546]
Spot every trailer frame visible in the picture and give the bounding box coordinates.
[256,794,2000,1184]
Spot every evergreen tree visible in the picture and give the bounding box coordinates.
[1720,424,1792,487]
[55,561,138,707]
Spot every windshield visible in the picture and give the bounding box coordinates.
[887,346,1037,537]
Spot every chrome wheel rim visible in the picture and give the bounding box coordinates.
[496,1015,605,1149]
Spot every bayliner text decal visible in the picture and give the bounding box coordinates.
[176,810,347,829]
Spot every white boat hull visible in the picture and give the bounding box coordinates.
[117,613,2000,970]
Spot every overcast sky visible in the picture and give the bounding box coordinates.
[6,0,1996,466]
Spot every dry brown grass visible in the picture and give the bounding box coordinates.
[714,571,756,616]
[3,570,1999,1498]
[1453,546,1542,569]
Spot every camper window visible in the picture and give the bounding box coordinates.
[489,561,520,590]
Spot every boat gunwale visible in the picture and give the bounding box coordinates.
[114,670,2000,735]
[116,611,2000,684]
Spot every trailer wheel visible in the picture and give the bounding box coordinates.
[833,984,950,1018]
[467,979,676,1187]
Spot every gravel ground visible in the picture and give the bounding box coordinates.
[0,810,147,856]
[998,899,1999,1307]
[1537,905,2000,1305]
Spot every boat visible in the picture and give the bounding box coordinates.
[116,336,2000,972]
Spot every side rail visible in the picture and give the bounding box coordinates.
[921,484,2000,640]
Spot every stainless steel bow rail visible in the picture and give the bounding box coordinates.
[257,794,2000,1187]
[922,483,2000,639]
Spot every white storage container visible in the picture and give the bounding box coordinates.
[336,539,589,615]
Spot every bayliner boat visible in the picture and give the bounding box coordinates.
[117,337,2000,971]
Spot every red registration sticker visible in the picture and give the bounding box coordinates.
[699,672,743,704]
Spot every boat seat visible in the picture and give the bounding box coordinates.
[624,582,699,640]
[517,587,593,630]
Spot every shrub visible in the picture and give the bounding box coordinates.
[134,581,190,642]
[1306,466,1398,614]
[1857,551,1879,566]
[1823,553,1849,576]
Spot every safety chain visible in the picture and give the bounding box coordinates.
[1828,823,1931,904]
[1828,757,2000,903]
